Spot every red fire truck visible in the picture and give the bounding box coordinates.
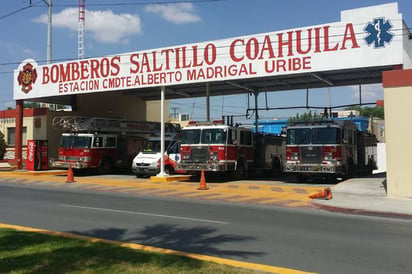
[178,120,285,179]
[284,120,377,181]
[50,116,180,173]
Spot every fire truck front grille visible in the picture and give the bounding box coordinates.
[191,147,209,163]
[300,146,322,164]
[59,156,81,161]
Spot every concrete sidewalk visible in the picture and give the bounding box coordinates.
[311,174,412,218]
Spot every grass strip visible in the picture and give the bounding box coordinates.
[0,228,258,273]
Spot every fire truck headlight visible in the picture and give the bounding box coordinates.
[59,155,66,161]
[324,152,333,161]
[291,152,299,161]
[210,152,218,161]
[183,154,190,160]
[79,157,90,162]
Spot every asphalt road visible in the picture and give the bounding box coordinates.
[1,180,412,274]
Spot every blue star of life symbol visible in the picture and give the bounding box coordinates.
[364,18,394,48]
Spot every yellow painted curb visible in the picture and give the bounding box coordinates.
[149,174,192,182]
[0,170,67,176]
[0,222,313,274]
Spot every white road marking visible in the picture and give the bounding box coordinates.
[60,204,229,225]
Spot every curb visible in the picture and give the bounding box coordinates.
[149,174,192,182]
[0,222,311,274]
[0,170,67,176]
[312,202,412,219]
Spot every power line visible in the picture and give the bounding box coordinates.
[0,0,226,21]
[0,6,31,21]
[0,0,43,21]
[31,0,226,8]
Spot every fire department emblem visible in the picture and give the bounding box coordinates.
[17,63,37,93]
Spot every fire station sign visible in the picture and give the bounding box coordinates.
[14,3,405,100]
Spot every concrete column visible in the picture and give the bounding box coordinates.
[15,100,23,169]
[383,69,412,198]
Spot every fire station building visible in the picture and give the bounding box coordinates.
[10,3,412,198]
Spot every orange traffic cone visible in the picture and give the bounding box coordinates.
[66,165,75,183]
[324,188,332,200]
[197,170,209,190]
[309,187,332,200]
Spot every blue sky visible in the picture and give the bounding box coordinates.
[1,0,412,122]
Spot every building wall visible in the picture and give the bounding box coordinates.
[75,93,147,120]
[0,94,170,166]
[74,93,168,122]
[0,108,49,163]
[146,100,170,122]
[383,69,412,198]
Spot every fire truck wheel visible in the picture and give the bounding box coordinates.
[234,160,248,180]
[98,158,113,174]
[345,158,355,179]
[271,158,282,177]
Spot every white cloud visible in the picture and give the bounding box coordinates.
[34,8,142,44]
[0,40,36,57]
[145,3,201,24]
[351,84,383,101]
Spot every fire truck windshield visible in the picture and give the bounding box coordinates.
[287,128,311,145]
[311,127,342,144]
[201,128,226,144]
[60,135,92,149]
[181,129,201,144]
[287,127,341,145]
[182,128,227,144]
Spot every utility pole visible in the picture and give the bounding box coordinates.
[45,0,52,64]
[171,107,179,118]
[41,0,53,109]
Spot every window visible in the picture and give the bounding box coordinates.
[61,135,91,148]
[181,129,201,144]
[168,141,180,154]
[240,130,252,146]
[106,137,116,148]
[311,127,342,144]
[93,137,103,148]
[201,129,226,144]
[286,128,311,145]
[7,127,27,146]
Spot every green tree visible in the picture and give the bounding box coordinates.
[345,106,384,119]
[0,132,7,160]
[288,110,324,124]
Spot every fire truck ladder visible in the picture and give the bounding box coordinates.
[52,116,180,134]
[52,116,121,132]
